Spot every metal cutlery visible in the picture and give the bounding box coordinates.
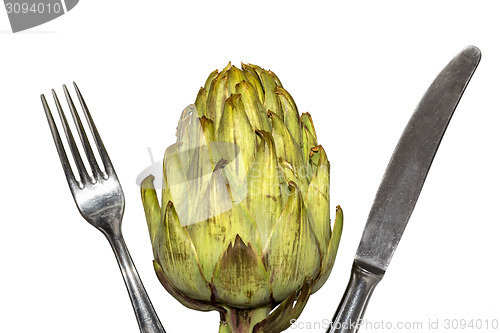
[327,46,481,333]
[40,46,481,333]
[41,83,166,333]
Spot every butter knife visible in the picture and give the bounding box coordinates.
[327,46,481,333]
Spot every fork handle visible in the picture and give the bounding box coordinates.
[106,232,166,333]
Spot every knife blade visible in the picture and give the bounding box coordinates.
[327,46,481,333]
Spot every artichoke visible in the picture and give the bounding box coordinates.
[140,63,343,333]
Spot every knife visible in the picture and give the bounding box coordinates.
[326,46,481,333]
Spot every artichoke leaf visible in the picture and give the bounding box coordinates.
[262,182,321,302]
[140,175,161,245]
[246,130,283,245]
[153,260,224,313]
[226,65,247,96]
[241,63,265,104]
[199,116,215,145]
[217,94,257,176]
[305,145,331,259]
[204,69,219,92]
[252,66,282,119]
[252,279,312,333]
[212,235,272,308]
[155,201,212,301]
[269,111,307,191]
[301,112,317,141]
[312,206,343,294]
[185,145,214,222]
[276,86,301,144]
[269,111,302,167]
[268,69,283,88]
[186,171,262,282]
[162,143,189,226]
[195,87,207,118]
[235,81,271,133]
[207,74,229,130]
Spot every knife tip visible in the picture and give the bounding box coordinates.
[463,45,482,60]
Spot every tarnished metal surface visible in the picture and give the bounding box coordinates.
[328,46,481,333]
[355,46,481,272]
[42,84,166,333]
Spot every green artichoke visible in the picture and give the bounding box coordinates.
[140,63,343,333]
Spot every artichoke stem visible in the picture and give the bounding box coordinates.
[218,305,272,333]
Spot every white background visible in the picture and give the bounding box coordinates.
[1,1,499,332]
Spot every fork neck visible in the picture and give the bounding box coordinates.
[100,222,123,241]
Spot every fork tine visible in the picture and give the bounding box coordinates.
[52,89,92,185]
[41,94,80,189]
[63,84,102,179]
[73,82,116,177]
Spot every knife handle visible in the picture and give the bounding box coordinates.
[326,261,383,333]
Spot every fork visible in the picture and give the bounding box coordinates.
[41,83,166,333]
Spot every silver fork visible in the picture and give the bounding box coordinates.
[41,83,166,333]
